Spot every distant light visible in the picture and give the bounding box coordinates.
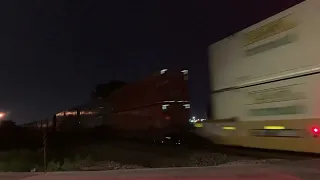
[181,70,188,75]
[192,116,196,119]
[0,113,5,119]
[65,111,77,116]
[183,104,190,109]
[80,111,95,115]
[56,112,65,117]
[160,69,168,74]
[162,104,170,110]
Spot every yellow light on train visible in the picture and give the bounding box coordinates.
[194,123,203,128]
[264,126,285,130]
[222,126,236,130]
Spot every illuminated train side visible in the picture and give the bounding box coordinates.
[23,107,103,131]
[198,0,320,153]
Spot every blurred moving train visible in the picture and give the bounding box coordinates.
[196,0,320,153]
[25,69,191,142]
[105,69,191,140]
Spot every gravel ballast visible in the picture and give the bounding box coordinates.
[75,148,285,170]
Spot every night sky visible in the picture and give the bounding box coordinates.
[0,0,303,123]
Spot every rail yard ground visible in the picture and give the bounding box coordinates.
[0,136,315,172]
[0,142,286,172]
[0,126,317,172]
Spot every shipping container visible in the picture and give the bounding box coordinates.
[200,0,320,153]
[32,69,190,141]
[106,69,191,140]
[107,69,189,113]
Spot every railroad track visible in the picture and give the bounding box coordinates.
[104,133,320,161]
[175,134,320,160]
[205,145,320,160]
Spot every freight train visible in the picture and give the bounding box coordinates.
[26,69,191,142]
[197,0,320,153]
[105,69,190,141]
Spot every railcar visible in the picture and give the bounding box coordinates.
[198,0,320,153]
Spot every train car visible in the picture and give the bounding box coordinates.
[91,81,127,100]
[106,69,191,141]
[33,69,190,141]
[54,100,110,131]
[199,0,320,153]
[107,69,189,112]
